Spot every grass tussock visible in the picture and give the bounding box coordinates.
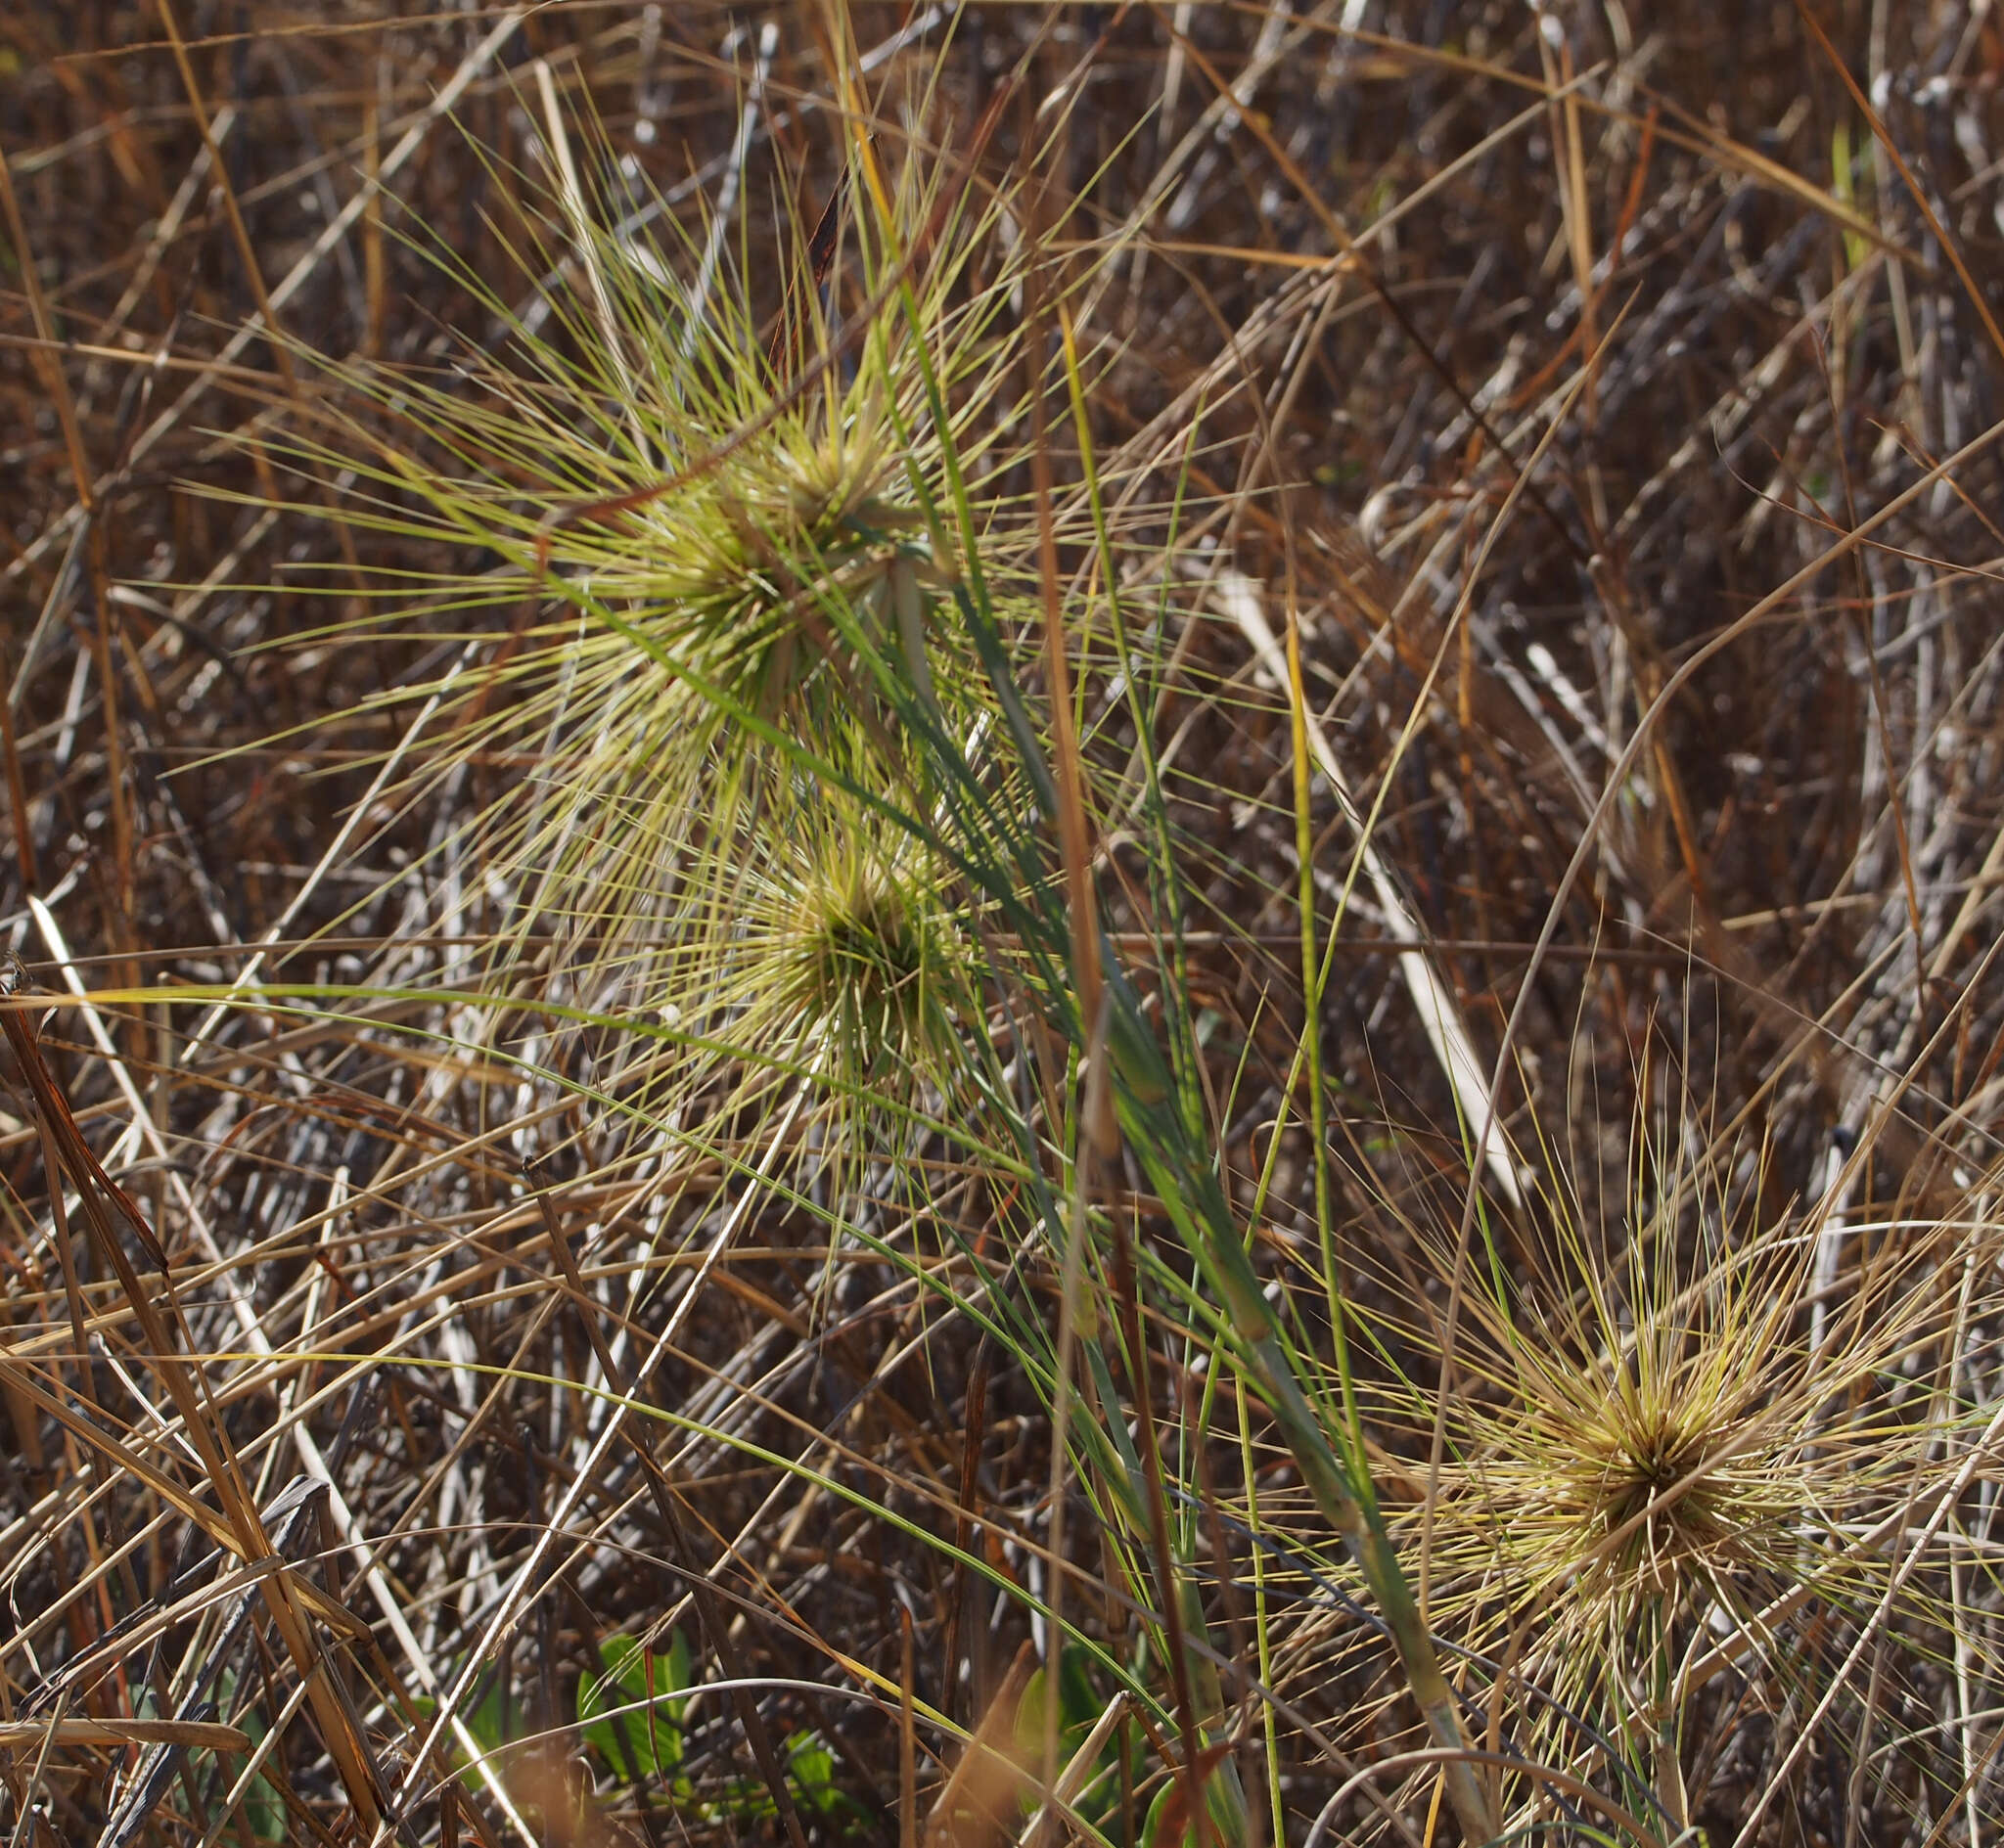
[5,7,2004,1848]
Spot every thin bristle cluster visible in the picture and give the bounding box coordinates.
[780,846,940,1071]
[1380,1110,1972,1800]
[1443,1297,1815,1632]
[257,118,1035,1038]
[676,791,982,1118]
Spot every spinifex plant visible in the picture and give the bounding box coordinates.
[654,773,995,1159]
[1340,1075,1992,1838]
[252,92,1039,1045]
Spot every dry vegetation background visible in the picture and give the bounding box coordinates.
[7,2,2004,1845]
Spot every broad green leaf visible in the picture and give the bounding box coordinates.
[787,1731,850,1819]
[578,1630,695,1780]
[1014,1644,1104,1772]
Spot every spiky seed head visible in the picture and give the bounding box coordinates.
[1330,1088,1986,1809]
[238,105,1040,1021]
[724,793,977,1102]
